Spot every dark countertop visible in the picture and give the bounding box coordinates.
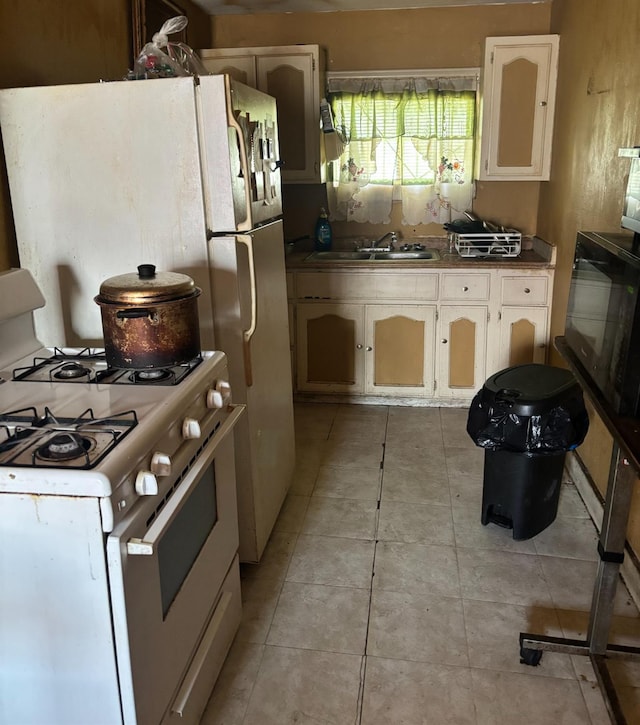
[285,245,554,271]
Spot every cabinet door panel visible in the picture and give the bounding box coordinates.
[498,57,537,167]
[365,305,436,396]
[438,306,487,399]
[478,35,559,180]
[257,53,319,182]
[200,55,256,86]
[498,306,548,369]
[296,303,364,392]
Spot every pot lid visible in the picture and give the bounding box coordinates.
[97,265,200,305]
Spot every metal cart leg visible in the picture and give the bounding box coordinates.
[519,443,640,725]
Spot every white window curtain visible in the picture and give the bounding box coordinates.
[326,72,477,225]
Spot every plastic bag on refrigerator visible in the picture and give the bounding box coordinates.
[129,16,209,80]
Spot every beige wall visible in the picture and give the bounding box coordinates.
[209,4,551,242]
[0,0,211,272]
[540,0,640,354]
[538,0,640,553]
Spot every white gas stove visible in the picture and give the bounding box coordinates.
[0,268,243,725]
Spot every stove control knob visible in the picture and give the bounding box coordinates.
[150,452,172,476]
[206,380,232,409]
[206,388,224,409]
[182,417,202,440]
[135,470,159,496]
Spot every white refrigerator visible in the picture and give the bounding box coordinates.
[0,74,295,562]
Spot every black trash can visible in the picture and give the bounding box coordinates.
[467,364,589,540]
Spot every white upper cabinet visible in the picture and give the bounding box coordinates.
[477,35,559,181]
[200,45,325,184]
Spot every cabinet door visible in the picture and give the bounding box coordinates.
[200,52,257,86]
[478,35,559,180]
[256,51,322,183]
[437,306,488,399]
[296,303,364,393]
[496,306,549,370]
[365,305,436,397]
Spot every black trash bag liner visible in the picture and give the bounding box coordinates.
[466,384,589,453]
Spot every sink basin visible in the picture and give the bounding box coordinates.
[373,250,440,261]
[305,251,374,261]
[304,249,441,262]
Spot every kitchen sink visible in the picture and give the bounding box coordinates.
[306,251,374,261]
[304,249,441,262]
[373,250,440,260]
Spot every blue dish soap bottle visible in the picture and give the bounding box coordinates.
[314,207,333,251]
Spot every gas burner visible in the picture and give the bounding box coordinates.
[0,406,138,469]
[36,432,94,462]
[130,368,175,384]
[13,349,203,386]
[54,362,92,380]
[13,348,107,383]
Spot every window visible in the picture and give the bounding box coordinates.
[326,71,477,225]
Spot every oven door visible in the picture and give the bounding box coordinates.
[106,405,244,725]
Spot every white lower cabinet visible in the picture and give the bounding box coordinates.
[291,263,554,403]
[296,302,436,396]
[437,305,488,400]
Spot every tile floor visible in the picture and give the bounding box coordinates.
[201,403,640,724]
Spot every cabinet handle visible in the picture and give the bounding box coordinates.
[356,344,363,349]
[524,287,531,294]
[462,286,469,292]
[366,346,373,352]
[441,339,448,344]
[539,101,548,106]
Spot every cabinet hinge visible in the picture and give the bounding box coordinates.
[498,310,502,320]
[490,51,494,64]
[312,58,316,71]
[487,310,490,322]
[435,309,439,321]
[484,159,488,172]
[434,380,437,391]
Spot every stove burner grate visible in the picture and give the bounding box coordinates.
[13,348,203,386]
[0,406,138,469]
[130,368,175,384]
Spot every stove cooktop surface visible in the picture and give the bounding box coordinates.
[10,348,203,386]
[0,405,137,469]
[0,349,228,488]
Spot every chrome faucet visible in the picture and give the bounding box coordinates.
[357,231,398,253]
[374,231,398,250]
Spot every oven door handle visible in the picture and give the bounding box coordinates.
[125,404,244,556]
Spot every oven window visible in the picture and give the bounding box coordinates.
[157,463,218,618]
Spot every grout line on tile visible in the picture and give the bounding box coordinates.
[353,407,388,724]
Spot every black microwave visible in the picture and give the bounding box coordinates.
[564,230,640,417]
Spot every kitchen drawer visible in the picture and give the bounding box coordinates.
[295,272,438,301]
[440,273,490,301]
[501,276,548,306]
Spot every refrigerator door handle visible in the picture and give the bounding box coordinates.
[236,234,257,388]
[226,103,252,231]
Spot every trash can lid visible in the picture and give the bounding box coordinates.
[483,364,581,416]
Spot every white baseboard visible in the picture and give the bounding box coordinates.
[566,452,640,612]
